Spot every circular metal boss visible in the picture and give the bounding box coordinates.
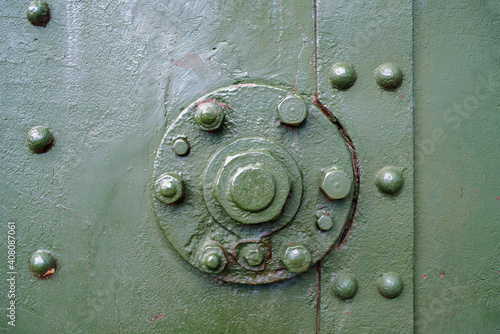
[153,84,356,284]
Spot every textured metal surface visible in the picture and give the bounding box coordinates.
[0,0,498,333]
[152,84,355,284]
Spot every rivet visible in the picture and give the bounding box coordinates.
[172,138,190,156]
[194,102,224,131]
[375,166,404,195]
[29,250,57,279]
[329,62,357,90]
[281,243,312,273]
[317,215,334,231]
[377,272,404,299]
[277,96,308,126]
[154,173,184,204]
[199,246,227,274]
[26,126,54,153]
[332,273,358,299]
[320,167,352,200]
[375,63,403,90]
[27,0,50,27]
[243,245,264,267]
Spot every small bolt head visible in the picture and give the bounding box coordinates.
[154,173,184,204]
[172,138,190,156]
[194,102,224,131]
[377,272,404,299]
[199,246,227,274]
[329,62,357,90]
[320,168,352,200]
[281,243,312,273]
[277,96,308,126]
[375,63,403,90]
[27,0,50,27]
[243,245,264,267]
[332,273,358,299]
[26,126,54,153]
[30,250,57,279]
[317,215,334,231]
[375,166,404,195]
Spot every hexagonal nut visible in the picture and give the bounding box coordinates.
[213,150,291,224]
[320,167,352,200]
[154,173,184,204]
[199,246,227,274]
[281,243,312,273]
[277,96,308,126]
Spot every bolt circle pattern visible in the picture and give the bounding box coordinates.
[153,84,356,284]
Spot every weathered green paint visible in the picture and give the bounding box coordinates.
[26,126,54,154]
[375,63,404,90]
[26,0,50,27]
[332,273,358,300]
[328,62,357,90]
[29,250,56,279]
[1,0,498,333]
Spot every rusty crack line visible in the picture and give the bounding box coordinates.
[311,0,361,333]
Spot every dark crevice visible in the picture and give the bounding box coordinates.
[316,261,322,334]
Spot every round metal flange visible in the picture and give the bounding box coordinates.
[153,84,356,284]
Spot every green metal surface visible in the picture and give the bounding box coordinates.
[0,0,498,333]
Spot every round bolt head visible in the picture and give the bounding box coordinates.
[213,150,291,224]
[375,166,404,195]
[332,273,358,299]
[26,126,54,153]
[320,168,352,200]
[329,62,357,90]
[317,215,334,231]
[154,173,184,204]
[230,165,276,212]
[172,138,190,156]
[194,102,224,131]
[30,250,57,279]
[377,272,404,299]
[199,246,227,274]
[277,96,308,126]
[375,63,403,90]
[27,0,50,27]
[281,243,312,273]
[243,245,264,267]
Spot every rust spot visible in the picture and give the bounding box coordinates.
[440,272,445,278]
[150,314,165,322]
[422,274,428,279]
[346,311,350,315]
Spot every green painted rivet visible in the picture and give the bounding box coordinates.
[172,138,190,156]
[317,215,334,231]
[333,273,358,299]
[30,250,56,279]
[281,244,312,273]
[320,168,352,200]
[230,166,276,212]
[375,63,403,90]
[199,246,227,274]
[375,166,404,195]
[27,0,50,27]
[26,126,54,153]
[377,272,404,298]
[194,102,224,131]
[154,173,184,204]
[244,245,264,267]
[277,96,308,126]
[204,253,220,270]
[329,62,357,90]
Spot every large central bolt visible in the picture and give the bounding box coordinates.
[230,165,276,212]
